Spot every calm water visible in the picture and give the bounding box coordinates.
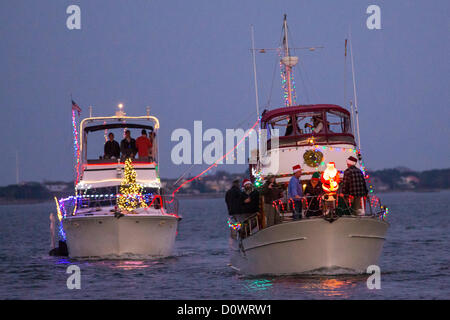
[0,191,449,299]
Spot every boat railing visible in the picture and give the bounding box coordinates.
[229,194,387,239]
[228,213,260,240]
[272,194,386,220]
[58,193,179,216]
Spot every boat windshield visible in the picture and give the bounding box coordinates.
[83,124,158,164]
[262,106,355,147]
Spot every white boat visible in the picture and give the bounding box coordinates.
[229,16,389,275]
[56,107,181,258]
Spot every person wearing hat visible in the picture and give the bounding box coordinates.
[225,179,242,216]
[342,156,368,215]
[260,175,284,226]
[241,179,260,215]
[304,172,323,217]
[288,164,303,220]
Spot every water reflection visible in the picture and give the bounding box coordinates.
[243,278,273,291]
[243,275,366,298]
[112,260,153,270]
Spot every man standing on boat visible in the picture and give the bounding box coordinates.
[136,129,152,161]
[288,165,303,220]
[225,179,242,216]
[120,130,137,161]
[261,175,284,226]
[342,156,368,215]
[104,132,120,159]
[240,179,259,215]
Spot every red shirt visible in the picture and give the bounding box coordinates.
[136,136,152,158]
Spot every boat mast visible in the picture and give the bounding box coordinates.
[281,15,299,107]
[283,15,292,107]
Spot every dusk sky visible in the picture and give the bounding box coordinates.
[0,0,448,185]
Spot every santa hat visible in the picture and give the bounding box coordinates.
[347,156,357,166]
[242,179,252,187]
[292,164,302,173]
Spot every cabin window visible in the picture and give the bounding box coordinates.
[295,112,325,135]
[326,111,351,134]
[268,115,292,137]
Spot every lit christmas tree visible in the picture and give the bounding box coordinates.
[117,158,147,212]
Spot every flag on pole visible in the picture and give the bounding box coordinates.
[72,100,82,116]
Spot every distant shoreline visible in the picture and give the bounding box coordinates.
[0,189,448,206]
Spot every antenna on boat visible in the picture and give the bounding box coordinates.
[349,30,362,150]
[146,106,150,117]
[250,25,260,120]
[344,39,348,107]
[89,106,93,117]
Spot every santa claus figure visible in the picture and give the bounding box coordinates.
[321,162,340,194]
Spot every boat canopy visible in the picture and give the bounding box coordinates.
[84,123,155,133]
[261,104,356,148]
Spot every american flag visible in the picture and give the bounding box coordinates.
[71,100,82,116]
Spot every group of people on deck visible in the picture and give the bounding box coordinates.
[225,155,368,228]
[103,129,155,162]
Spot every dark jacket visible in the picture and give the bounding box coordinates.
[304,181,323,216]
[260,181,283,204]
[342,165,368,197]
[225,186,242,215]
[304,182,323,198]
[241,190,260,214]
[120,138,137,158]
[104,140,120,159]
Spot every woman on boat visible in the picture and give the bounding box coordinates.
[304,172,323,217]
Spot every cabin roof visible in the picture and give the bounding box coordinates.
[261,104,350,123]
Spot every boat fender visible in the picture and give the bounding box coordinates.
[114,211,125,219]
[49,240,69,256]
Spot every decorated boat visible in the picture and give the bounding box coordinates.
[229,15,389,275]
[53,106,181,258]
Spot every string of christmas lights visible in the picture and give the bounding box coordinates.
[71,110,81,186]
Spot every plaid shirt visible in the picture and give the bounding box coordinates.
[342,165,368,197]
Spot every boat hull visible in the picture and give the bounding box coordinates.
[62,214,178,258]
[230,216,389,275]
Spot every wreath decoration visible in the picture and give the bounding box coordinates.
[303,149,323,168]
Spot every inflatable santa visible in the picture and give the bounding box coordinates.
[321,162,340,194]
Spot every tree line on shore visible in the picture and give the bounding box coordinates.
[0,168,448,201]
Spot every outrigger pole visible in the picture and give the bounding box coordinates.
[250,24,260,120]
[349,31,362,150]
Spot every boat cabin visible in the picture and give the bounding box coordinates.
[261,104,356,149]
[76,115,161,191]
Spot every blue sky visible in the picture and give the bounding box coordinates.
[0,0,448,185]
